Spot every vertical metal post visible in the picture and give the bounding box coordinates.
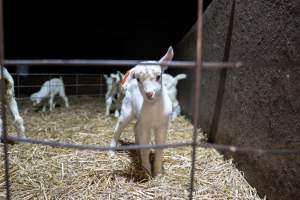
[189,0,203,199]
[76,74,79,96]
[17,71,20,98]
[0,0,11,199]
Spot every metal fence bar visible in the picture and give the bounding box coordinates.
[17,74,20,98]
[189,0,203,199]
[2,136,192,151]
[0,0,11,198]
[4,59,241,68]
[76,74,79,96]
[3,136,300,155]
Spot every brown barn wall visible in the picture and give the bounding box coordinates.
[175,0,300,199]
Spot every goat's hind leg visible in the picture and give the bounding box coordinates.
[59,89,69,108]
[110,113,133,149]
[8,96,26,138]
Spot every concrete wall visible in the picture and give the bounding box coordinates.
[175,0,300,199]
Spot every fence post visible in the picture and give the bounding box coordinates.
[0,0,12,199]
[189,0,203,199]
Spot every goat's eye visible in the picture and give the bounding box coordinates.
[156,75,161,81]
[136,77,140,83]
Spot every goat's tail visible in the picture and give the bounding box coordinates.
[175,74,187,81]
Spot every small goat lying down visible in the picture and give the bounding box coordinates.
[110,47,174,176]
[0,66,26,138]
[162,73,187,120]
[30,77,69,112]
[104,72,124,118]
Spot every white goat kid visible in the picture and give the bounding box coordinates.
[110,47,174,176]
[104,72,124,117]
[30,77,69,112]
[0,66,26,138]
[162,73,187,120]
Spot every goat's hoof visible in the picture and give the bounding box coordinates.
[141,166,152,177]
[153,166,164,177]
[108,150,116,158]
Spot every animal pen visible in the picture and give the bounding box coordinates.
[0,0,299,199]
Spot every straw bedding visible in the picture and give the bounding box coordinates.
[0,96,264,199]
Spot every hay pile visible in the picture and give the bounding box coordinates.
[0,96,264,199]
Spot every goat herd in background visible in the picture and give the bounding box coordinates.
[0,47,187,176]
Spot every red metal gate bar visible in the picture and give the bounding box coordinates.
[189,0,203,199]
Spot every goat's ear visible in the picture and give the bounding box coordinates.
[159,46,174,71]
[121,68,135,89]
[103,74,109,80]
[117,71,124,80]
[111,73,117,79]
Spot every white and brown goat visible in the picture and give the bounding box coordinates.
[104,72,125,118]
[110,47,174,176]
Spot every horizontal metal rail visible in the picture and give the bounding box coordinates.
[4,59,242,68]
[2,136,300,155]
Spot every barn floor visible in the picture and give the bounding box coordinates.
[0,96,263,199]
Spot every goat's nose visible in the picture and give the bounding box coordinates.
[145,91,154,98]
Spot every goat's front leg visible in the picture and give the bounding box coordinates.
[114,110,120,118]
[153,126,168,176]
[48,94,55,111]
[110,114,132,148]
[105,97,112,116]
[109,102,133,156]
[137,125,151,174]
[109,116,132,157]
[8,96,25,138]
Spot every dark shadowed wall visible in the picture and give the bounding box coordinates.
[175,0,300,199]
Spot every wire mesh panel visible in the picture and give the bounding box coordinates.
[11,73,107,99]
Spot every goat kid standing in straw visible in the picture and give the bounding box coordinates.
[0,66,26,139]
[110,47,174,177]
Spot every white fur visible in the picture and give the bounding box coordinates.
[0,66,26,138]
[110,47,174,176]
[104,72,124,118]
[162,73,187,120]
[30,77,69,112]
